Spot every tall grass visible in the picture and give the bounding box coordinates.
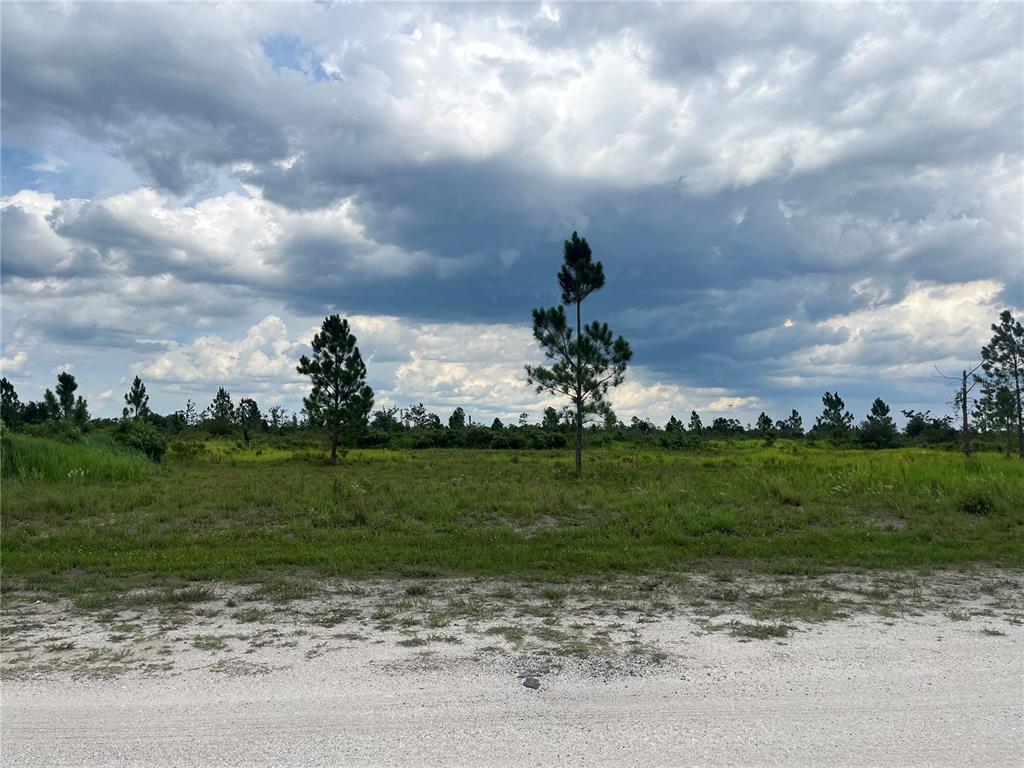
[1,432,153,483]
[1,444,1021,588]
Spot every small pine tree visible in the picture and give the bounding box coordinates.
[208,387,235,427]
[978,309,1024,458]
[858,397,899,448]
[55,371,78,420]
[42,389,60,421]
[237,398,262,447]
[541,407,561,430]
[814,392,854,440]
[448,407,467,431]
[123,376,151,420]
[688,410,703,435]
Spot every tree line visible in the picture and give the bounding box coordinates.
[1,234,1021,468]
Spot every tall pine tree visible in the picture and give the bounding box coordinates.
[526,232,631,476]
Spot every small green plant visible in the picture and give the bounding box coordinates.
[768,480,801,507]
[231,608,269,623]
[957,489,996,516]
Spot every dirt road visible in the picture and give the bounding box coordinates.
[4,607,1021,767]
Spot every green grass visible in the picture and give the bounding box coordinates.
[2,444,1022,594]
[1,432,153,483]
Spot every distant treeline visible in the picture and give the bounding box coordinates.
[1,307,1021,461]
[0,373,1013,459]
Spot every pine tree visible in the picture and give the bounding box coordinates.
[526,232,632,476]
[237,398,262,447]
[813,391,854,440]
[541,407,561,430]
[448,407,467,431]
[42,389,60,421]
[1,378,22,427]
[858,397,899,448]
[297,315,374,464]
[688,411,703,435]
[208,387,235,426]
[756,412,774,434]
[978,309,1024,458]
[55,371,78,420]
[123,376,151,420]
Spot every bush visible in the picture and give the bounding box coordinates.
[166,435,209,461]
[21,420,83,441]
[113,419,167,461]
[957,489,997,516]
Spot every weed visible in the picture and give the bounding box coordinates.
[231,608,269,623]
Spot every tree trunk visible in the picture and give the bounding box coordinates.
[1016,373,1023,459]
[575,300,582,478]
[329,432,338,465]
[961,370,971,456]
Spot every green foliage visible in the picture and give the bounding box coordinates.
[113,419,167,461]
[237,397,262,446]
[1,378,22,427]
[902,410,956,444]
[541,407,562,430]
[775,410,803,438]
[21,419,83,441]
[166,434,210,461]
[813,391,854,441]
[207,387,235,435]
[1,432,153,482]
[297,315,374,463]
[122,376,151,420]
[526,232,631,476]
[859,398,899,449]
[55,371,77,419]
[448,407,467,431]
[688,411,703,435]
[957,488,997,516]
[977,309,1023,457]
[2,445,1021,585]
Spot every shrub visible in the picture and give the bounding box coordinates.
[21,420,83,441]
[957,489,996,516]
[166,435,209,461]
[113,420,167,461]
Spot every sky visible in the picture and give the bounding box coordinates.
[1,1,1021,427]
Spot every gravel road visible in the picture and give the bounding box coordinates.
[3,608,1021,767]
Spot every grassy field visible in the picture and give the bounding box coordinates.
[2,435,1022,601]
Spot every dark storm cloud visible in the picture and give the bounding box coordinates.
[1,1,1020,418]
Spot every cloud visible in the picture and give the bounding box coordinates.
[1,350,28,375]
[126,313,759,423]
[135,316,306,385]
[1,2,1021,422]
